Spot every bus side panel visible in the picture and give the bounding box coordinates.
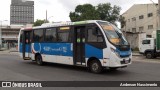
[85,44,104,66]
[85,44,103,59]
[32,43,73,56]
[32,43,74,65]
[56,43,73,56]
[32,43,58,63]
[56,43,73,65]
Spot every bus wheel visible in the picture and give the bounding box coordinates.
[89,60,103,74]
[36,55,43,65]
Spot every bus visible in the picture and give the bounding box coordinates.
[18,20,132,73]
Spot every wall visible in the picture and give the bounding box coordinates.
[122,4,157,48]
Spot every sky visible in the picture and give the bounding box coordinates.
[0,0,158,25]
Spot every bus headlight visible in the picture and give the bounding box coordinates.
[110,47,120,57]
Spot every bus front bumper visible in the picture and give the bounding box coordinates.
[103,52,132,68]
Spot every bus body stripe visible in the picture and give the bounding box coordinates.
[19,43,103,59]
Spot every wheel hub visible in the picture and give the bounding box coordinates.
[92,63,99,71]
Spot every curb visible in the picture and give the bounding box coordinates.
[132,54,142,56]
[132,53,142,56]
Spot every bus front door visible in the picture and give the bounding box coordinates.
[22,31,31,60]
[74,26,86,65]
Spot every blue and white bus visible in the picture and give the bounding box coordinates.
[18,20,132,73]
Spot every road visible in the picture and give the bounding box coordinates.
[0,53,160,90]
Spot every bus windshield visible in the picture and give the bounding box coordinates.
[98,21,128,45]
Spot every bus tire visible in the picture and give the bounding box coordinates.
[89,60,103,74]
[36,55,43,65]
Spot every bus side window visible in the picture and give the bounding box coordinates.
[57,27,71,42]
[45,28,57,42]
[87,27,103,42]
[33,29,44,42]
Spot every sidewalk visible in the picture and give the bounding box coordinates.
[132,53,142,56]
[0,48,18,55]
[0,50,18,55]
[132,51,142,56]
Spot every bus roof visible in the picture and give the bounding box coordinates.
[21,20,107,31]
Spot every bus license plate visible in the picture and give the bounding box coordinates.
[125,60,129,64]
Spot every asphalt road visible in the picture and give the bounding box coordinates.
[0,54,160,90]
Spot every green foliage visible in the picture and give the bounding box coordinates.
[119,15,126,28]
[70,4,100,22]
[97,3,121,24]
[33,19,49,26]
[69,3,121,24]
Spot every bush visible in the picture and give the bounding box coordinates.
[132,47,139,51]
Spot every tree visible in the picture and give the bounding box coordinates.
[119,15,126,28]
[33,19,49,26]
[69,4,100,22]
[96,3,121,24]
[69,3,121,24]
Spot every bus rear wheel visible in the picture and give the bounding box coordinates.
[36,55,43,65]
[89,60,103,74]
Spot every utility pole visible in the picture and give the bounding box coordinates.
[46,10,48,23]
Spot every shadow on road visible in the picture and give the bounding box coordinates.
[23,61,130,76]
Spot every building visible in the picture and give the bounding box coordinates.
[122,4,158,49]
[10,0,34,25]
[0,25,24,49]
